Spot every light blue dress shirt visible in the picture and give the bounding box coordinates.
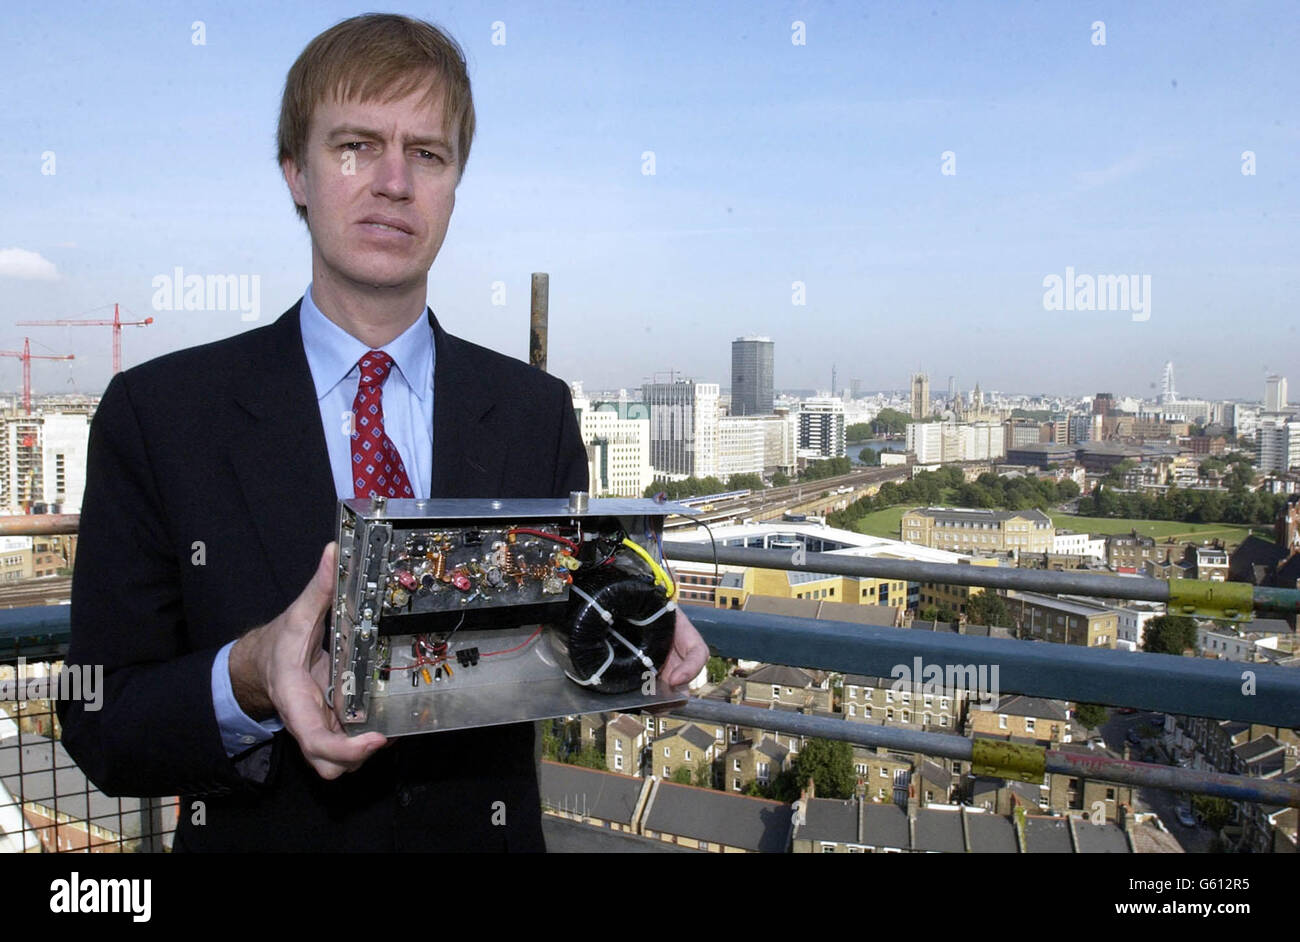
[210,285,436,757]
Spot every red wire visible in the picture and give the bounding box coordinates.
[481,626,543,658]
[507,528,578,552]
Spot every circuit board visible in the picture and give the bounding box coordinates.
[329,496,694,736]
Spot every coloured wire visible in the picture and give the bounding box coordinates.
[620,537,675,599]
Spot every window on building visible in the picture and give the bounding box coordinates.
[999,715,1008,729]
[614,755,623,770]
[614,739,622,753]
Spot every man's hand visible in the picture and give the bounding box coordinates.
[660,607,708,690]
[229,542,387,779]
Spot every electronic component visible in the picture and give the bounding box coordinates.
[329,494,693,737]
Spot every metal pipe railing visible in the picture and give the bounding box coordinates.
[673,698,1300,808]
[682,605,1300,728]
[663,540,1300,619]
[0,514,80,536]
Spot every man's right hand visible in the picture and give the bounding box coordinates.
[228,542,387,779]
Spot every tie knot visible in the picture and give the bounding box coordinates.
[357,350,395,387]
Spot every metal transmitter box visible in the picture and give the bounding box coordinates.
[328,494,693,737]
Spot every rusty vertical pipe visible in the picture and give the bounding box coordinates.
[530,272,549,372]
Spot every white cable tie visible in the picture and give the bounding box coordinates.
[566,640,616,687]
[622,600,676,627]
[569,583,613,623]
[608,626,655,671]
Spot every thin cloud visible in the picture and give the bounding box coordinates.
[0,248,59,280]
[1074,148,1157,188]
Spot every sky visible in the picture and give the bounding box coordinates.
[1,0,1296,403]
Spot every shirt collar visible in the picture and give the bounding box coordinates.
[299,283,434,402]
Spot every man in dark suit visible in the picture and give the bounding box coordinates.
[58,13,706,851]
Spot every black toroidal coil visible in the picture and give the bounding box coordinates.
[560,566,675,694]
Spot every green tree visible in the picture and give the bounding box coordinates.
[766,767,801,803]
[846,422,874,442]
[872,408,910,436]
[1073,703,1108,730]
[693,756,714,789]
[1192,795,1232,831]
[541,721,562,760]
[791,738,855,799]
[1104,460,1137,485]
[801,457,851,481]
[726,473,764,491]
[771,470,790,487]
[706,656,729,684]
[569,744,606,770]
[670,766,694,785]
[919,604,957,623]
[964,591,1012,628]
[1141,615,1199,656]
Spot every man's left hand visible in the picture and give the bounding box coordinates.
[660,607,708,689]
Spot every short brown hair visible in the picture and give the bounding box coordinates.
[277,13,476,222]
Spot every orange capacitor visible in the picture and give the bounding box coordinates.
[421,667,433,685]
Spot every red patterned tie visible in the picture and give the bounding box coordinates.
[350,350,415,499]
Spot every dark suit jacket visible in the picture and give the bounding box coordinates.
[58,300,588,851]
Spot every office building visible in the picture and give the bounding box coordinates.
[730,337,774,417]
[642,380,720,479]
[797,398,846,459]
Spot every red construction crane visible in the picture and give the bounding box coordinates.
[18,302,153,374]
[0,338,75,414]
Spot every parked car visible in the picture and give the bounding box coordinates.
[1127,728,1143,744]
[1117,707,1138,715]
[1175,804,1197,828]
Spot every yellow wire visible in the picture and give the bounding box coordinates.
[620,538,676,599]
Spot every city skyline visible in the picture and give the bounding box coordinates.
[2,1,1296,399]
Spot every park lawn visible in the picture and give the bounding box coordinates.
[851,505,908,539]
[848,487,962,539]
[849,505,1272,547]
[1048,513,1268,547]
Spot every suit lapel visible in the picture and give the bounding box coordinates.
[428,308,507,498]
[229,301,337,602]
[225,302,510,602]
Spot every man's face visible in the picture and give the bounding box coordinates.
[282,85,459,296]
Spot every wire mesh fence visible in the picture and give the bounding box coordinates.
[0,659,176,852]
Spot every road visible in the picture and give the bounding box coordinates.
[1101,709,1215,852]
